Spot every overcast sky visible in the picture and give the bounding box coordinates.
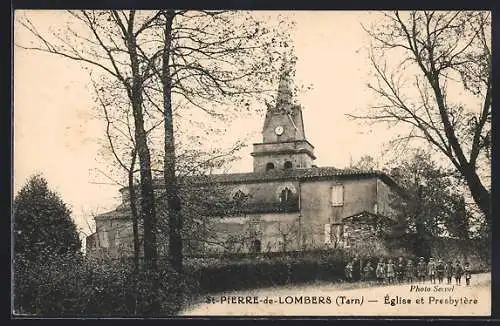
[13,11,432,237]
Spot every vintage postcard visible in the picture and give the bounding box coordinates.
[12,10,491,317]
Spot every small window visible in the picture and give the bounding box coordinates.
[284,161,293,169]
[280,187,293,203]
[331,184,344,206]
[266,162,275,171]
[324,224,332,244]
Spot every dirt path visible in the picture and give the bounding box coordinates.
[180,273,491,316]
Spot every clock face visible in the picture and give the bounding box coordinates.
[275,126,284,135]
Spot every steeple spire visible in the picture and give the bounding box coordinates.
[276,54,296,109]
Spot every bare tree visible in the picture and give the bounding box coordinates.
[350,155,379,171]
[92,78,167,273]
[16,9,165,313]
[143,10,293,273]
[350,11,491,225]
[277,220,300,252]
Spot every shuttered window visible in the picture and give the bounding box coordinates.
[331,184,344,206]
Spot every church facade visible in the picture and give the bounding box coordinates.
[86,61,404,258]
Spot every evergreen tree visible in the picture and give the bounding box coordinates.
[13,174,81,262]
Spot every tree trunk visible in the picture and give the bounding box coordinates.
[429,74,491,228]
[126,12,158,274]
[127,150,141,314]
[162,9,183,274]
[125,10,159,314]
[462,166,491,227]
[128,149,140,273]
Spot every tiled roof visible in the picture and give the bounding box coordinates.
[155,166,400,187]
[94,203,131,220]
[342,210,397,224]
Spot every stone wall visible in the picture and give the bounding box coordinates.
[341,218,489,271]
[376,178,397,217]
[342,217,396,258]
[90,217,141,258]
[253,151,313,173]
[300,178,379,247]
[206,212,301,253]
[229,180,300,205]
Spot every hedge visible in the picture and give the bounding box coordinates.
[184,249,347,294]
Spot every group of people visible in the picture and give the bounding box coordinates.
[344,256,472,285]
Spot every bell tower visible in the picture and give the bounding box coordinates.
[251,57,316,173]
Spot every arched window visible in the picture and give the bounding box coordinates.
[233,189,248,205]
[250,239,261,253]
[284,161,293,169]
[280,187,293,203]
[266,162,275,171]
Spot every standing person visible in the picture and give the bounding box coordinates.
[427,258,437,284]
[436,259,445,284]
[386,258,395,284]
[352,256,361,282]
[391,257,396,283]
[405,258,415,283]
[345,260,353,282]
[392,257,399,283]
[417,257,427,283]
[363,261,374,281]
[376,258,386,284]
[454,260,463,285]
[396,257,405,283]
[464,262,472,286]
[445,260,454,285]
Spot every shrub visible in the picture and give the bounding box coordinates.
[13,254,185,317]
[13,253,87,316]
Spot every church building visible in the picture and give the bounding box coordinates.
[86,59,404,258]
